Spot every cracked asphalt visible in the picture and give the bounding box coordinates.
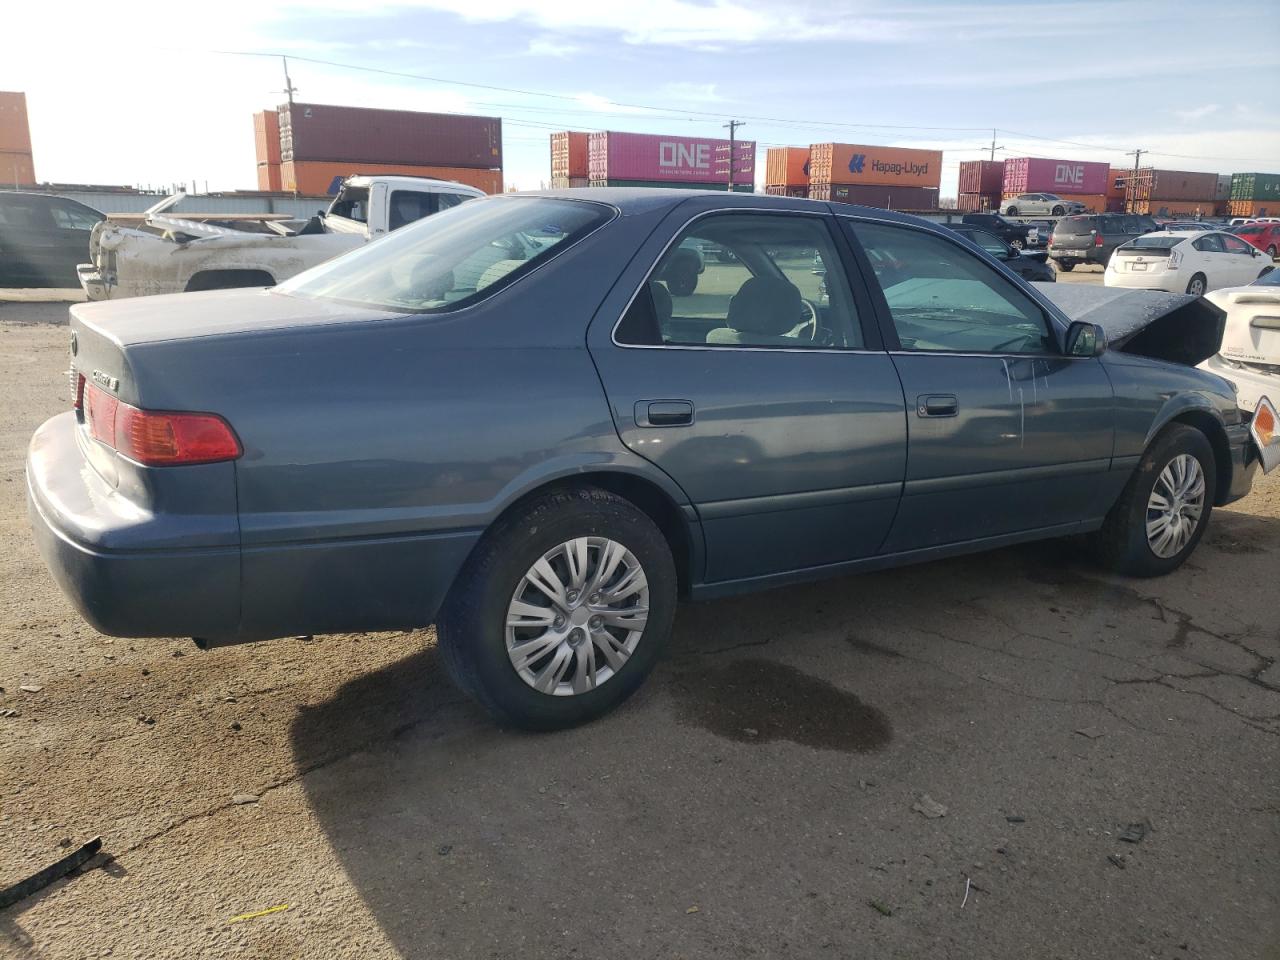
[1,308,1277,960]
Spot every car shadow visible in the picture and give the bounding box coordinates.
[289,504,1280,959]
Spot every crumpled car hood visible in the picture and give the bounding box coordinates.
[1036,284,1225,367]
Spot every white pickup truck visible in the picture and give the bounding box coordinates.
[76,175,485,300]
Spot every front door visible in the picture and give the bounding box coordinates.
[842,217,1116,553]
[590,208,907,584]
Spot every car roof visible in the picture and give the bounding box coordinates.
[343,175,485,196]
[504,187,945,228]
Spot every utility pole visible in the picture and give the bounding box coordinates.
[988,129,1004,162]
[1125,148,1145,213]
[723,120,745,192]
[281,56,297,105]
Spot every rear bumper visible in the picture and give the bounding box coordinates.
[1103,269,1176,292]
[27,411,481,645]
[1200,355,1279,413]
[76,263,112,301]
[1049,245,1103,264]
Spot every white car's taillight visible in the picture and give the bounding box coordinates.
[1167,248,1182,270]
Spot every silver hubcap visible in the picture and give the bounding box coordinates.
[1189,278,1204,295]
[1146,454,1205,558]
[505,537,649,697]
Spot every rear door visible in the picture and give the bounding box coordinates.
[841,216,1116,552]
[47,200,102,284]
[0,196,64,286]
[590,206,907,584]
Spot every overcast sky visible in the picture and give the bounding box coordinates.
[4,0,1278,198]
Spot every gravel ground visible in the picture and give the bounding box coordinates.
[0,308,1276,960]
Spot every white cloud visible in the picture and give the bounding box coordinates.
[660,83,723,104]
[1175,104,1220,123]
[526,36,580,58]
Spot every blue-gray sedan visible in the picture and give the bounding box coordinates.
[26,190,1263,729]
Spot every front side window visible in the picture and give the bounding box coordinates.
[1221,234,1253,255]
[51,202,100,231]
[616,213,863,349]
[848,221,1054,355]
[279,197,610,313]
[327,187,369,224]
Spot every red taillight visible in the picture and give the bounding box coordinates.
[81,382,241,466]
[73,372,85,411]
[1094,233,1104,247]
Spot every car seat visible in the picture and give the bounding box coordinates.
[705,276,803,345]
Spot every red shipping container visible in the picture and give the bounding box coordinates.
[958,161,1004,195]
[588,131,755,184]
[765,184,809,197]
[1002,157,1110,196]
[0,149,35,186]
[957,192,1000,213]
[281,160,502,196]
[550,132,588,180]
[1129,199,1217,217]
[766,147,810,187]
[1126,168,1220,203]
[810,182,938,210]
[279,102,502,169]
[257,162,282,192]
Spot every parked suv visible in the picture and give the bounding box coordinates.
[1048,213,1159,271]
[960,212,1034,248]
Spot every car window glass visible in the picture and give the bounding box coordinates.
[1121,216,1141,233]
[617,214,863,350]
[1221,233,1252,254]
[388,190,438,230]
[50,203,100,231]
[437,193,469,213]
[848,221,1053,355]
[1193,234,1224,253]
[965,228,1010,258]
[0,199,49,229]
[327,187,369,223]
[279,197,610,313]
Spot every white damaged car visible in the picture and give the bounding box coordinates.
[1200,269,1280,411]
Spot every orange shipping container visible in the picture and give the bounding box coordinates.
[0,150,36,186]
[765,146,810,187]
[1106,168,1128,200]
[1001,192,1107,213]
[254,110,281,166]
[280,161,503,196]
[257,161,282,192]
[550,132,589,180]
[808,143,942,188]
[0,92,33,154]
[1129,198,1218,217]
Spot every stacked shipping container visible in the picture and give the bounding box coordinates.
[587,131,756,190]
[808,143,942,211]
[253,111,282,192]
[1002,157,1108,210]
[1105,168,1128,213]
[255,102,503,195]
[765,146,810,197]
[1124,168,1219,216]
[549,131,589,188]
[1229,173,1280,217]
[0,91,35,186]
[957,159,1003,214]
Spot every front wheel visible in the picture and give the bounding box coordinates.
[437,486,677,730]
[1091,424,1215,577]
[1005,206,1018,216]
[1186,273,1207,296]
[1010,238,1024,250]
[1266,244,1277,259]
[1051,205,1065,216]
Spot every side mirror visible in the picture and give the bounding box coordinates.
[1066,321,1107,357]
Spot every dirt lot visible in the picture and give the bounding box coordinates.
[0,303,1277,960]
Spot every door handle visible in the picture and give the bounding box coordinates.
[636,400,694,427]
[916,394,958,418]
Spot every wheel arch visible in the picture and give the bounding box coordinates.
[1151,406,1233,506]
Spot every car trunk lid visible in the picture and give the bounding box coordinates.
[1214,288,1280,372]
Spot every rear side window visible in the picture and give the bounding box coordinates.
[617,213,864,350]
[848,221,1053,355]
[1193,234,1224,253]
[280,197,611,313]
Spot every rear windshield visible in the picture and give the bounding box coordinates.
[278,197,612,313]
[1124,236,1183,250]
[1054,216,1096,234]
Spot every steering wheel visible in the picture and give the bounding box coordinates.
[798,298,820,341]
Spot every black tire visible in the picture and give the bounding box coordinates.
[1091,424,1215,577]
[1051,205,1065,216]
[1186,273,1207,296]
[1056,260,1075,272]
[1266,244,1277,259]
[437,486,677,730]
[1010,238,1024,250]
[1005,206,1018,216]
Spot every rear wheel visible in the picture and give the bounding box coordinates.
[1266,244,1276,259]
[1056,260,1075,272]
[1186,273,1207,296]
[1092,424,1215,577]
[1009,238,1024,250]
[1005,206,1019,216]
[437,486,677,730]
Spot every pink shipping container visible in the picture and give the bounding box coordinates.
[588,131,755,185]
[1002,157,1110,197]
[958,161,1004,195]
